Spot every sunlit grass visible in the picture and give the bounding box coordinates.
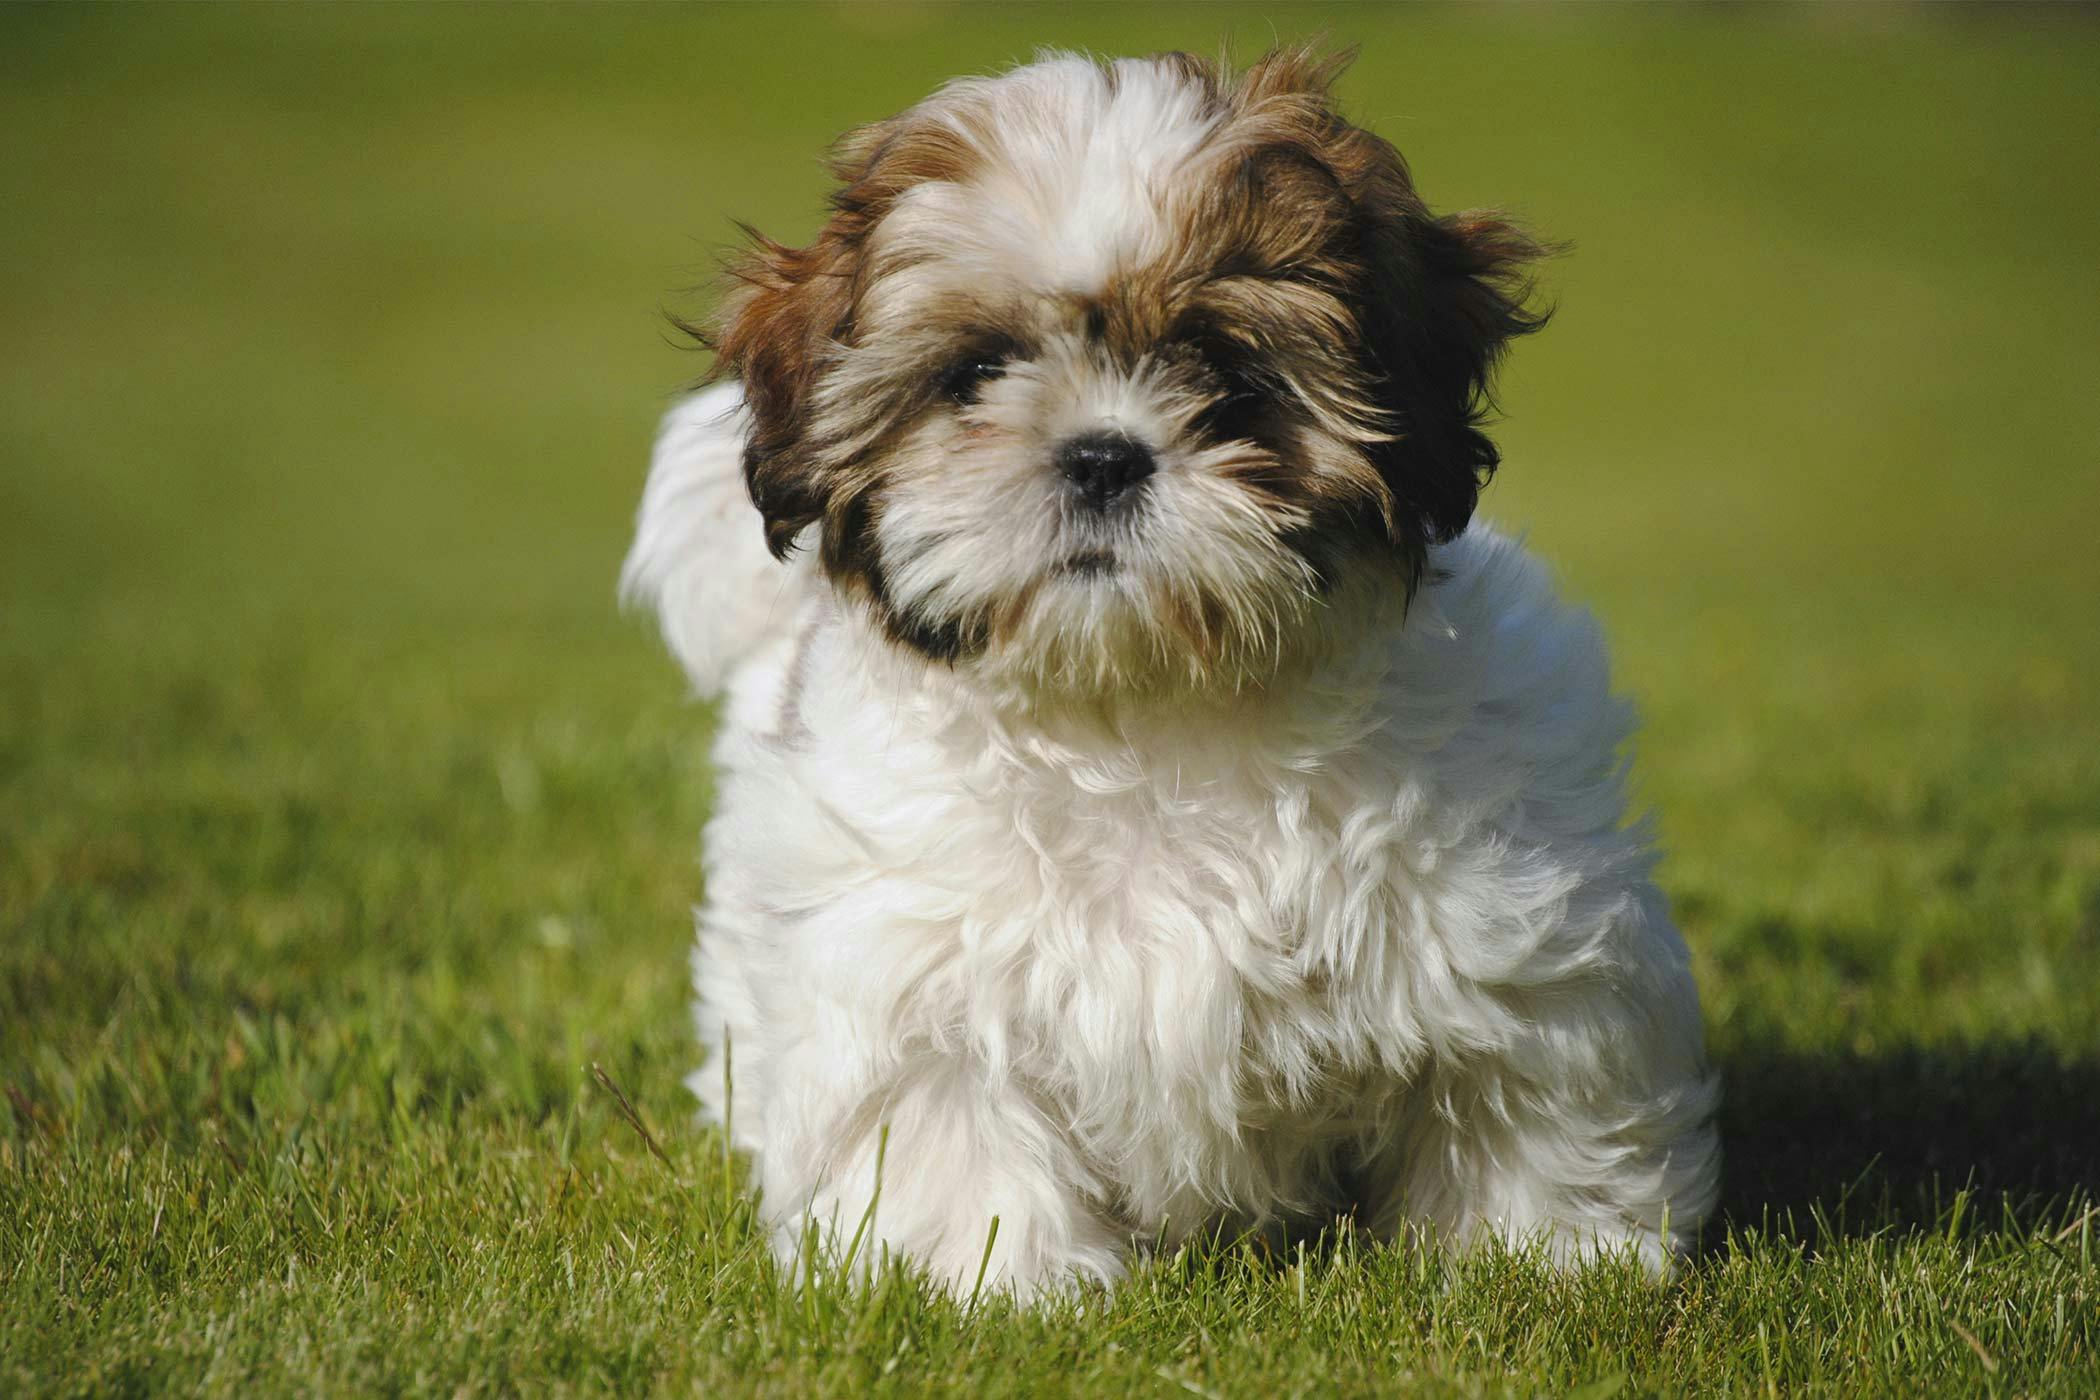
[4,4,2097,1393]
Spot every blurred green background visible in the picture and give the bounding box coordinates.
[4,4,2099,1388]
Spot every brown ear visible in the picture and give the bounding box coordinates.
[1229,47,1547,562]
[703,117,910,560]
[711,227,857,559]
[1357,203,1548,550]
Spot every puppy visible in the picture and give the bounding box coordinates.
[624,47,1719,1297]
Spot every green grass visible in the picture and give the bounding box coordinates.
[4,3,2098,1394]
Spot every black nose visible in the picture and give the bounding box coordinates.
[1056,432,1155,512]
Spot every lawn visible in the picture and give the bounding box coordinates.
[4,4,2098,1394]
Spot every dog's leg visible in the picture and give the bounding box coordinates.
[755,1051,1128,1300]
[1360,1038,1720,1273]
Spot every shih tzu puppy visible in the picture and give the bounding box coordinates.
[624,47,1719,1297]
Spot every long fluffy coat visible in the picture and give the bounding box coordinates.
[624,381,1720,1295]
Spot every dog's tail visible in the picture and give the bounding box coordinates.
[620,381,814,698]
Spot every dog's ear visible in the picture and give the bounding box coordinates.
[1355,200,1548,551]
[1237,46,1547,560]
[711,225,858,560]
[707,120,902,560]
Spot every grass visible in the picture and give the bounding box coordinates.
[4,3,2098,1394]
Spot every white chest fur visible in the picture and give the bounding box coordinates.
[685,531,1716,1285]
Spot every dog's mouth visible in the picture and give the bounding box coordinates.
[1055,549,1118,579]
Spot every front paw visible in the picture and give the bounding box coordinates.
[772,1197,1129,1303]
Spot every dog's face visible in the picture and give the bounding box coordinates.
[712,48,1543,695]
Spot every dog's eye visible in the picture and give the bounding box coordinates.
[1192,343,1275,445]
[1196,384,1269,446]
[940,353,1008,405]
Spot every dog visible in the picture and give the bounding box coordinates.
[623,46,1720,1298]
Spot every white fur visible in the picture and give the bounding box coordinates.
[624,381,1720,1297]
[619,381,816,697]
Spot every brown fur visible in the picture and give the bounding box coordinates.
[696,45,1546,668]
[706,116,985,561]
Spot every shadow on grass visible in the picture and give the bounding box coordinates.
[1714,1039,2100,1239]
[1117,1039,2100,1281]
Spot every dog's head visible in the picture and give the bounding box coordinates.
[709,47,1545,695]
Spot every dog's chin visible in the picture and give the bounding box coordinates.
[865,542,1393,706]
[1053,550,1118,580]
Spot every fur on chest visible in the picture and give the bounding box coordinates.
[727,626,1466,1105]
